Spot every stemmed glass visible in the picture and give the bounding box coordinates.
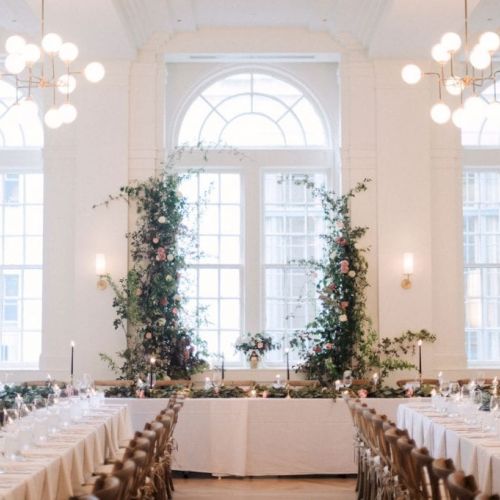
[212,369,222,390]
[343,371,353,389]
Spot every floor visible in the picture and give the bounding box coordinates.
[173,475,357,500]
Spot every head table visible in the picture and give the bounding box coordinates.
[107,397,403,476]
[0,403,132,500]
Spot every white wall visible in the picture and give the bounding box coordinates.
[2,29,474,382]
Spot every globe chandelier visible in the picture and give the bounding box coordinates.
[401,0,500,128]
[1,0,105,129]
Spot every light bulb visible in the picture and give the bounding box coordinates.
[23,44,41,65]
[84,62,105,83]
[5,53,26,74]
[486,102,500,124]
[464,95,487,118]
[479,31,500,52]
[41,33,63,54]
[44,107,63,129]
[430,102,451,124]
[441,32,461,52]
[452,107,465,128]
[431,44,451,63]
[58,102,77,123]
[5,35,26,54]
[401,64,422,84]
[470,46,491,70]
[58,42,79,64]
[57,74,77,94]
[444,77,463,96]
[19,97,39,119]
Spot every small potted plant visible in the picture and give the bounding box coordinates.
[235,332,280,369]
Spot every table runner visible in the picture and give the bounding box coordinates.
[397,401,500,495]
[107,397,403,476]
[0,404,133,500]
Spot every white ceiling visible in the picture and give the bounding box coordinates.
[0,0,499,60]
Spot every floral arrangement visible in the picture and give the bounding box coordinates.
[234,332,280,358]
[95,146,209,380]
[289,178,436,384]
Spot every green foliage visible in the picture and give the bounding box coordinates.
[0,384,55,409]
[190,386,247,398]
[96,146,210,380]
[234,332,280,358]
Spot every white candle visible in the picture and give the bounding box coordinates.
[335,379,341,391]
[250,389,257,398]
[373,373,379,385]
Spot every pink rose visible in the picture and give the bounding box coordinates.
[405,388,414,398]
[313,346,321,353]
[152,237,159,244]
[357,389,368,398]
[325,343,333,350]
[340,301,349,310]
[145,332,152,339]
[172,308,178,316]
[340,260,349,273]
[160,297,168,306]
[336,237,347,246]
[257,342,264,349]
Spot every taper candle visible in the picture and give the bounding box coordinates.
[417,339,422,376]
[221,354,225,381]
[149,356,156,388]
[70,341,75,379]
[285,348,290,381]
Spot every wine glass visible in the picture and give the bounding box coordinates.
[343,370,353,389]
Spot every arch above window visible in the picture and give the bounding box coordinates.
[177,72,328,148]
[0,81,43,149]
[462,82,500,147]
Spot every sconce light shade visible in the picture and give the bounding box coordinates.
[95,253,107,290]
[401,252,414,289]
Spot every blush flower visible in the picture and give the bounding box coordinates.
[357,389,368,398]
[340,260,349,273]
[348,270,356,278]
[339,314,348,322]
[158,216,166,224]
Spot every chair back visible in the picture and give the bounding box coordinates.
[448,471,479,500]
[154,379,192,388]
[223,380,255,388]
[94,380,134,387]
[384,426,408,476]
[411,446,440,500]
[111,459,136,500]
[396,435,419,497]
[396,378,439,388]
[92,475,122,500]
[287,380,320,387]
[432,458,456,500]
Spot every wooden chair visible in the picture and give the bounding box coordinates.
[411,446,441,500]
[352,379,371,386]
[154,379,192,388]
[396,378,440,388]
[448,471,480,500]
[71,476,121,500]
[287,380,320,387]
[396,435,420,498]
[475,495,500,500]
[25,380,65,387]
[458,378,495,387]
[432,458,456,500]
[94,380,134,387]
[223,380,255,388]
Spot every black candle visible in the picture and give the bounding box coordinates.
[221,354,225,381]
[70,341,75,379]
[418,340,422,375]
[285,348,290,381]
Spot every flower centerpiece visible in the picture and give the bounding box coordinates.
[235,332,280,368]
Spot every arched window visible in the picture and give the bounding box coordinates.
[0,81,43,369]
[171,65,337,369]
[177,72,328,148]
[462,81,500,367]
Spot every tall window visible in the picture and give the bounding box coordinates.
[0,81,43,369]
[463,81,500,366]
[175,68,333,366]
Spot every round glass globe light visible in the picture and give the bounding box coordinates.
[57,74,77,94]
[445,77,463,96]
[23,44,41,65]
[431,44,451,63]
[401,64,422,84]
[41,33,63,54]
[84,62,105,83]
[479,31,500,52]
[464,95,487,117]
[5,35,26,54]
[58,42,79,64]
[486,102,500,124]
[441,32,462,52]
[58,102,77,123]
[5,53,26,74]
[430,102,451,124]
[470,46,491,70]
[452,107,465,128]
[44,107,63,129]
[19,98,39,119]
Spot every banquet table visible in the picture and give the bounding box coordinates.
[397,401,500,495]
[0,403,133,500]
[108,397,403,476]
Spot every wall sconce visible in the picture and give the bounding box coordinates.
[401,252,414,289]
[95,253,107,290]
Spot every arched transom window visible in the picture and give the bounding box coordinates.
[178,72,327,148]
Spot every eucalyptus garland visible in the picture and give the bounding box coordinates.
[96,147,208,380]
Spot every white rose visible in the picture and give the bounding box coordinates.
[165,275,173,281]
[158,318,166,326]
[174,294,181,302]
[339,314,348,322]
[176,189,183,198]
[348,270,356,278]
[354,242,362,250]
[158,216,167,224]
[335,221,345,229]
[330,252,336,260]
[167,254,174,261]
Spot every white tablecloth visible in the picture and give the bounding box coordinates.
[108,397,403,476]
[397,402,500,495]
[0,404,133,500]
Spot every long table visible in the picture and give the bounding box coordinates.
[0,403,132,500]
[397,402,500,495]
[108,397,404,476]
